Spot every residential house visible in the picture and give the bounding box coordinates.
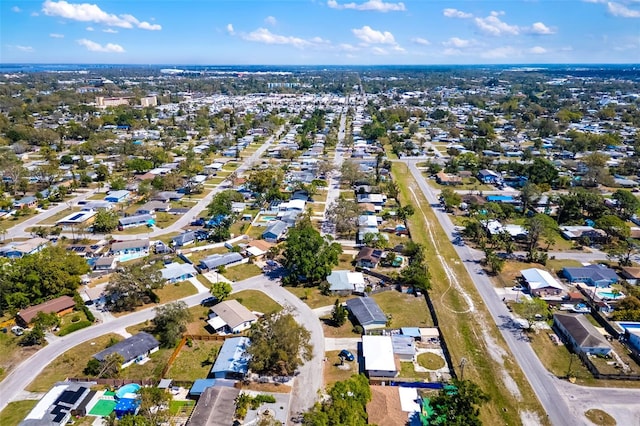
[187,386,240,426]
[56,210,97,230]
[135,200,169,215]
[188,379,236,398]
[81,201,113,211]
[13,196,37,210]
[560,226,607,243]
[118,214,154,229]
[356,193,386,211]
[109,239,150,261]
[521,268,565,297]
[20,382,93,426]
[152,191,184,202]
[93,332,160,369]
[0,237,48,259]
[262,220,288,243]
[563,264,619,287]
[160,262,197,283]
[16,295,76,326]
[210,336,251,379]
[345,297,388,331]
[626,329,640,353]
[207,300,257,334]
[244,239,274,259]
[553,313,612,356]
[477,169,502,184]
[93,256,117,272]
[171,230,199,247]
[326,270,366,295]
[391,335,416,362]
[435,171,462,186]
[199,252,244,270]
[362,335,398,378]
[620,267,640,285]
[355,247,384,269]
[104,190,130,203]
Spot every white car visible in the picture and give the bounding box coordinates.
[512,285,525,292]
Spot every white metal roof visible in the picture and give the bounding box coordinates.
[521,268,564,290]
[362,335,396,372]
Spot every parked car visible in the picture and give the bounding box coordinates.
[512,285,525,292]
[338,349,355,361]
[200,296,218,307]
[11,326,24,336]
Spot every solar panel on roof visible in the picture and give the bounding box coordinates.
[68,213,85,221]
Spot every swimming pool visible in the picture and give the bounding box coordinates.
[116,383,141,399]
[596,290,625,300]
[617,322,640,331]
[259,215,276,221]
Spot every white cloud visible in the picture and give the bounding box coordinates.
[474,11,520,36]
[443,48,463,56]
[352,25,395,44]
[11,6,21,12]
[42,0,161,30]
[481,46,518,59]
[49,33,65,38]
[443,8,472,18]
[242,28,310,48]
[371,46,388,55]
[607,2,640,17]
[102,28,118,33]
[16,45,34,52]
[337,43,359,52]
[264,16,277,26]
[77,38,125,53]
[226,23,235,35]
[327,0,405,12]
[529,46,547,54]
[443,37,474,48]
[86,26,94,31]
[529,22,555,35]
[411,37,430,46]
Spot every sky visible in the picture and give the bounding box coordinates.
[1,0,639,65]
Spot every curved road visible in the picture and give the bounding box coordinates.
[406,160,640,426]
[0,272,324,417]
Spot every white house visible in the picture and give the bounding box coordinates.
[207,300,258,334]
[362,335,398,378]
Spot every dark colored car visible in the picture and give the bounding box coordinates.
[339,349,355,361]
[200,296,218,307]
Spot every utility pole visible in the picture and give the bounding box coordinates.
[459,357,467,381]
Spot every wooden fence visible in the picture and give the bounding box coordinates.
[161,334,234,378]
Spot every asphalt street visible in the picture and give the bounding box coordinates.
[406,160,640,426]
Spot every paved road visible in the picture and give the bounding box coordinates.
[0,270,325,419]
[6,129,283,242]
[4,188,100,240]
[406,160,640,426]
[321,109,348,238]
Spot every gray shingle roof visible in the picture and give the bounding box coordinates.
[345,297,387,327]
[93,332,159,364]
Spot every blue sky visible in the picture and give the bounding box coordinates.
[1,0,639,64]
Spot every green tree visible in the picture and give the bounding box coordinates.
[325,198,361,236]
[596,214,631,243]
[612,189,640,220]
[109,176,127,191]
[303,374,371,426]
[152,301,191,347]
[524,214,558,262]
[331,299,348,327]
[483,249,505,275]
[397,204,415,220]
[429,379,489,426]
[93,209,120,233]
[138,386,172,425]
[607,238,640,267]
[126,158,153,173]
[282,219,342,286]
[104,264,164,312]
[247,310,313,376]
[518,182,541,214]
[440,188,462,212]
[211,281,232,301]
[340,160,364,187]
[526,158,558,186]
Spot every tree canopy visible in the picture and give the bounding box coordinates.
[0,246,90,315]
[282,219,342,286]
[247,310,312,376]
[428,379,489,426]
[93,209,120,233]
[153,301,191,347]
[303,374,371,426]
[104,263,164,312]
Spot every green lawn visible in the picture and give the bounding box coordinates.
[156,281,198,303]
[392,162,548,425]
[286,286,354,309]
[169,400,196,416]
[0,328,26,382]
[0,400,38,426]
[36,207,80,225]
[222,264,263,282]
[26,333,123,392]
[398,361,430,379]
[417,352,446,370]
[155,212,181,229]
[166,340,223,381]
[371,290,434,328]
[228,290,282,314]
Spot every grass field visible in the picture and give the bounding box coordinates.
[392,162,548,425]
[417,352,446,370]
[166,340,223,381]
[223,264,263,282]
[323,350,358,386]
[0,400,38,426]
[286,286,354,309]
[36,207,80,225]
[371,290,434,328]
[228,290,282,314]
